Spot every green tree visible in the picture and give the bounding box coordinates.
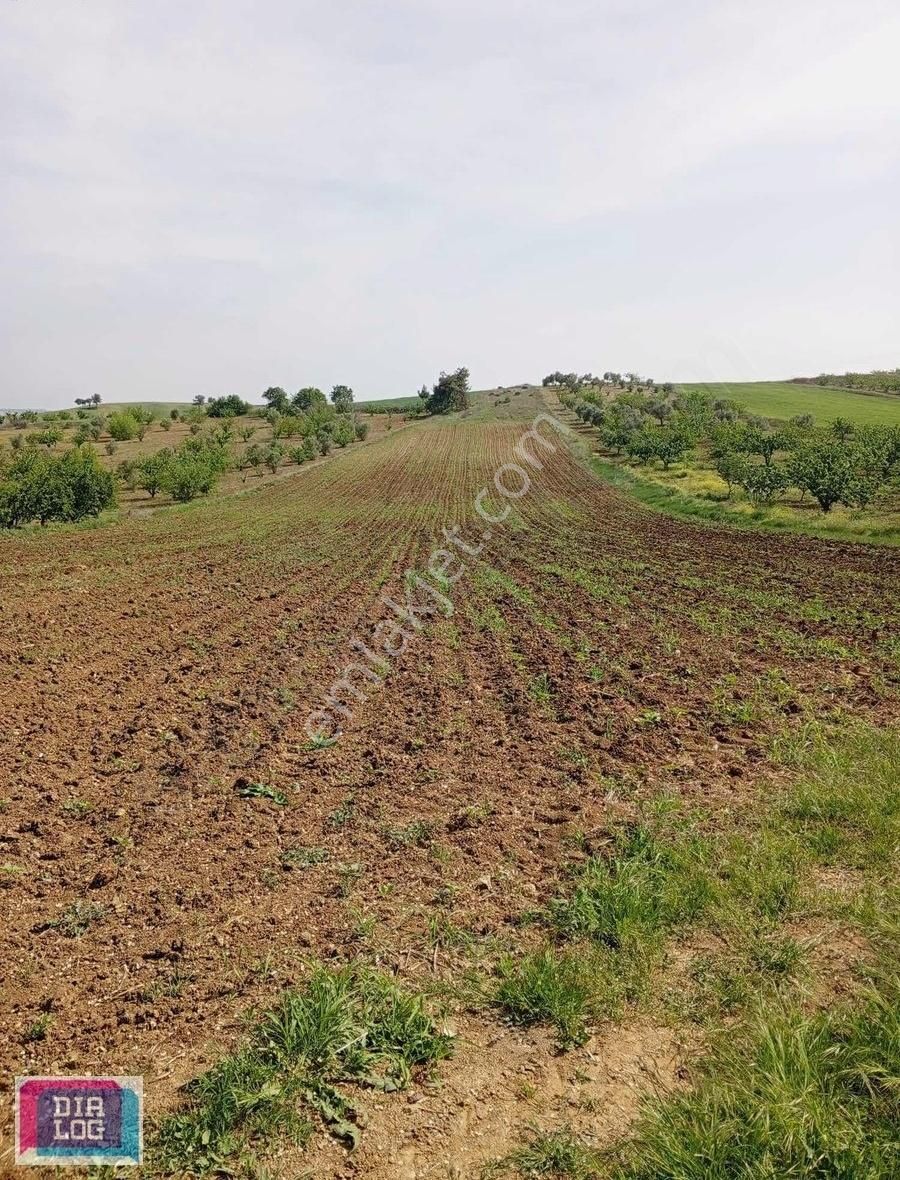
[427,367,470,415]
[293,387,327,412]
[333,417,355,447]
[738,463,789,505]
[264,443,284,473]
[108,412,139,442]
[262,387,289,413]
[330,384,354,413]
[207,394,250,418]
[138,450,172,498]
[715,452,749,498]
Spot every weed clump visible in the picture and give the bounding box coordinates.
[154,964,453,1174]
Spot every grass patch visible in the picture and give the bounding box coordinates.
[549,821,712,953]
[675,380,900,426]
[153,964,453,1173]
[487,1127,603,1178]
[279,845,329,871]
[776,723,900,871]
[617,980,900,1179]
[495,945,618,1049]
[48,901,106,938]
[236,781,288,805]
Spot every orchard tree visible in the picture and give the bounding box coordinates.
[138,450,172,498]
[207,394,250,418]
[330,384,354,413]
[788,440,854,512]
[293,387,327,412]
[738,463,789,505]
[715,452,748,498]
[262,386,290,413]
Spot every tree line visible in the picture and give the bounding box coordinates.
[562,385,900,514]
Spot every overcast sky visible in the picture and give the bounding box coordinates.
[1,1,898,407]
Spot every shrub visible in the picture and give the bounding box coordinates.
[116,458,140,491]
[354,420,369,441]
[207,394,250,418]
[108,412,139,441]
[161,438,228,502]
[264,443,284,473]
[138,450,172,498]
[333,418,355,448]
[27,427,63,448]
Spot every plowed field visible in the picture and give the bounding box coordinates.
[1,390,898,1175]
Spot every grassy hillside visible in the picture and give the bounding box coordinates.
[354,395,421,413]
[677,381,900,426]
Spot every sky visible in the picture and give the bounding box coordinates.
[1,1,898,408]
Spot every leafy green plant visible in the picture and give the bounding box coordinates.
[153,965,453,1173]
[48,901,106,938]
[496,945,615,1049]
[236,782,288,805]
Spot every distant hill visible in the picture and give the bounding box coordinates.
[675,381,900,426]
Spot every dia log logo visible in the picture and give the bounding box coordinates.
[15,1077,143,1166]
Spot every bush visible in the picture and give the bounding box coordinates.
[161,438,229,502]
[207,394,250,418]
[354,420,369,441]
[138,450,172,498]
[27,427,63,448]
[264,443,284,473]
[333,418,355,448]
[108,412,139,441]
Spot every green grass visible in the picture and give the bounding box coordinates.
[82,400,196,415]
[588,455,900,546]
[492,724,900,1179]
[486,1127,604,1178]
[549,821,713,954]
[495,945,617,1049]
[153,964,453,1173]
[676,382,900,426]
[617,982,900,1179]
[775,723,900,871]
[354,396,422,413]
